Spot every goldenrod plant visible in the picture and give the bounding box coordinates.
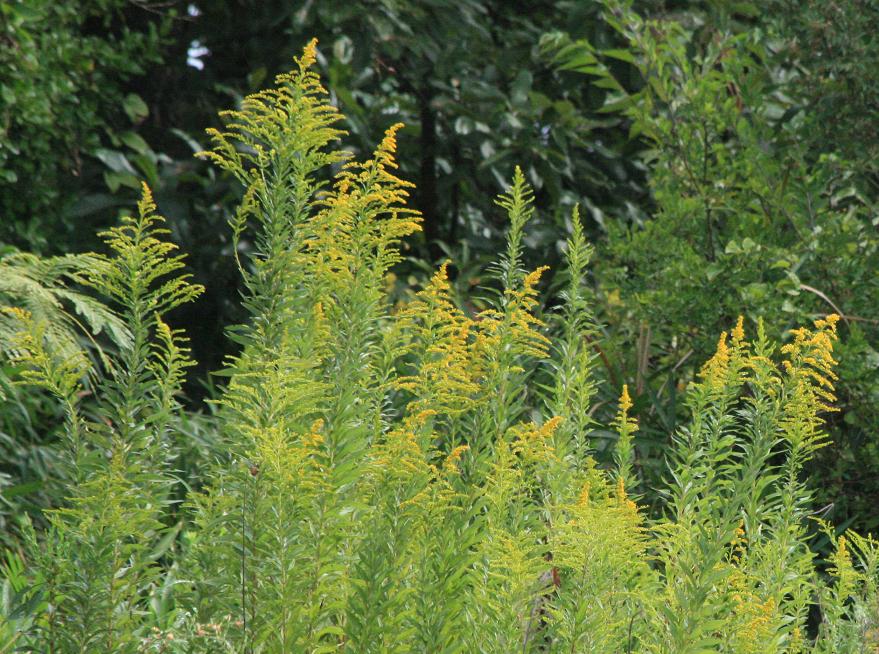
[2,185,202,652]
[2,40,877,653]
[545,0,879,536]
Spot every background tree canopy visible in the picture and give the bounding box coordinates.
[2,0,878,549]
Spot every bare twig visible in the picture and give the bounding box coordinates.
[636,322,651,395]
[798,284,879,326]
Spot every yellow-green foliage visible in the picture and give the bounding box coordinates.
[3,185,202,652]
[4,40,879,654]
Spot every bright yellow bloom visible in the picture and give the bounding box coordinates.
[619,383,633,413]
[700,331,730,389]
[443,445,470,474]
[731,315,745,344]
[578,481,591,506]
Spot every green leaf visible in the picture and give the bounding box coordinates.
[122,93,149,122]
[94,148,136,175]
[119,131,151,155]
[602,48,637,65]
[148,522,182,561]
[103,170,140,193]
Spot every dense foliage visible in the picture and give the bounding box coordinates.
[0,0,169,251]
[5,0,876,539]
[1,37,878,651]
[545,0,879,531]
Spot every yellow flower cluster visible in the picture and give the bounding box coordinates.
[781,314,839,409]
[727,567,780,654]
[443,445,471,474]
[1,306,89,401]
[731,315,746,344]
[577,481,591,507]
[508,416,562,464]
[829,534,858,602]
[475,265,551,362]
[697,316,752,393]
[396,263,482,420]
[309,123,422,292]
[700,331,731,389]
[779,314,840,453]
[730,520,747,562]
[619,383,633,413]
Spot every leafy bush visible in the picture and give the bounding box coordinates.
[2,40,877,653]
[545,0,879,534]
[0,0,170,252]
[769,0,879,180]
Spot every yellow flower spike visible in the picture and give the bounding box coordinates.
[730,520,748,561]
[789,626,804,653]
[1,306,31,323]
[138,182,156,215]
[815,313,840,330]
[407,409,438,428]
[394,260,483,423]
[302,429,324,449]
[619,383,633,413]
[731,587,778,654]
[700,331,730,389]
[733,521,746,544]
[480,263,552,362]
[731,315,745,344]
[539,415,564,439]
[434,261,451,286]
[613,384,639,490]
[613,475,637,512]
[522,265,549,291]
[577,481,591,507]
[716,331,729,361]
[298,37,318,70]
[418,409,439,422]
[778,315,841,457]
[443,445,470,474]
[379,123,404,157]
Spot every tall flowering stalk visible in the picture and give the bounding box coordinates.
[2,38,877,654]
